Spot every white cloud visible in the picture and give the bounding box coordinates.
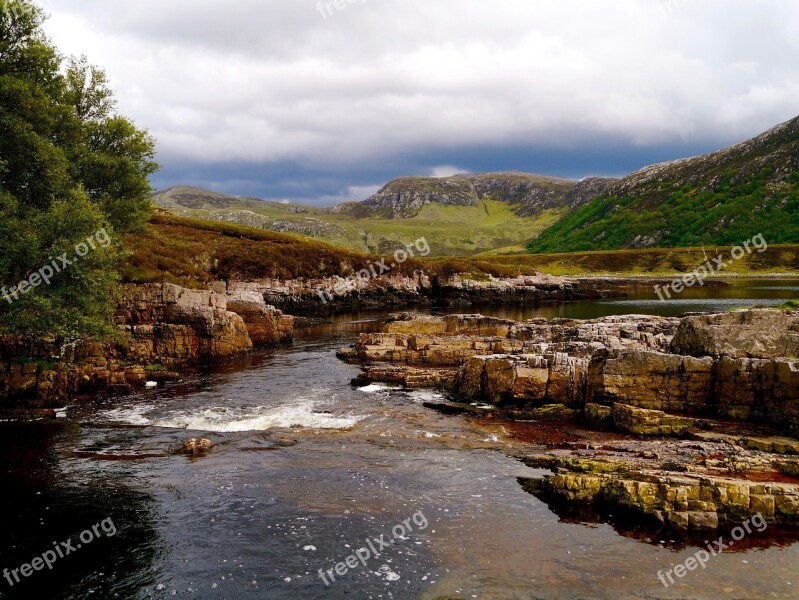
[430,166,470,178]
[36,0,799,169]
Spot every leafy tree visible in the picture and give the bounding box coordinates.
[0,1,158,338]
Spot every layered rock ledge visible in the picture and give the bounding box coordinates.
[338,309,799,531]
[0,282,293,412]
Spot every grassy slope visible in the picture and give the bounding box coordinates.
[122,213,422,287]
[152,190,567,256]
[427,245,799,277]
[125,213,799,288]
[323,200,568,256]
[528,170,799,254]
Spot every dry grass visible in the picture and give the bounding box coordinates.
[124,214,799,287]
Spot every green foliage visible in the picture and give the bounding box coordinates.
[0,2,158,338]
[782,300,799,310]
[528,169,799,254]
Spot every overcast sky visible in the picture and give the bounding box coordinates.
[38,0,799,205]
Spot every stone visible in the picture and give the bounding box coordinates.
[670,309,799,359]
[179,438,214,455]
[611,403,696,437]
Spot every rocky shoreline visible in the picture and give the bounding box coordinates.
[337,309,799,533]
[235,273,714,315]
[0,282,293,415]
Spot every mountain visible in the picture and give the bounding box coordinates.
[153,186,313,213]
[150,175,600,256]
[528,115,799,253]
[332,172,615,218]
[151,115,799,257]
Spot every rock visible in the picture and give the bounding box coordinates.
[521,455,799,531]
[351,363,458,390]
[587,350,714,414]
[508,404,581,421]
[341,309,799,435]
[584,403,613,429]
[226,299,293,347]
[611,403,696,437]
[670,309,799,359]
[1,282,259,408]
[0,408,57,420]
[179,438,214,455]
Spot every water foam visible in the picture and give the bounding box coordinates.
[98,399,362,432]
[152,402,362,432]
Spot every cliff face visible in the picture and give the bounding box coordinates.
[0,282,293,413]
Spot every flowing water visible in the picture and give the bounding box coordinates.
[1,280,799,600]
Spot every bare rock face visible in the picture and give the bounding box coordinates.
[610,403,696,437]
[587,350,715,414]
[1,282,271,410]
[341,309,799,435]
[670,309,799,359]
[455,354,588,406]
[120,283,253,364]
[226,300,293,347]
[522,453,799,532]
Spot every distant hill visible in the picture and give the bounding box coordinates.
[331,172,615,219]
[528,115,799,253]
[150,175,590,256]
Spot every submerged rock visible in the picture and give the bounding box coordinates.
[179,438,214,455]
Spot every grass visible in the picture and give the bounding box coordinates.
[122,212,425,286]
[422,245,799,278]
[124,213,799,288]
[153,189,570,257]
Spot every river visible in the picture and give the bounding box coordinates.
[1,279,798,599]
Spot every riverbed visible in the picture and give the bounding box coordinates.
[1,280,798,599]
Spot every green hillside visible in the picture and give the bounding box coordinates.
[529,116,799,253]
[152,186,570,256]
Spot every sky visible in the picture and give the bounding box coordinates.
[37,0,799,206]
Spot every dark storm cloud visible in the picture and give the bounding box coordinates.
[39,0,799,204]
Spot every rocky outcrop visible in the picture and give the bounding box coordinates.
[522,462,799,531]
[340,313,680,403]
[0,282,293,412]
[228,275,431,315]
[119,283,253,364]
[456,354,588,406]
[333,173,583,219]
[340,308,799,533]
[587,350,715,413]
[225,298,293,347]
[228,275,676,315]
[670,309,799,359]
[341,309,799,435]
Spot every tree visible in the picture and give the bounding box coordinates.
[0,1,158,338]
